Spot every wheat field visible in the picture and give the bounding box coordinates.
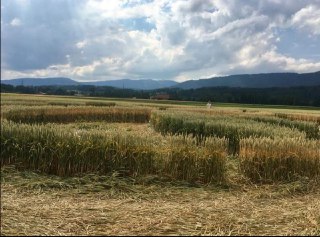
[1,93,320,235]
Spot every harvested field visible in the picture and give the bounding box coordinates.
[1,168,320,236]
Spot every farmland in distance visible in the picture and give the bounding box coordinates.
[1,93,320,235]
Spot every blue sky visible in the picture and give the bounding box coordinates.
[1,0,320,82]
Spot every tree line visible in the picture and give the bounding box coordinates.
[1,83,320,107]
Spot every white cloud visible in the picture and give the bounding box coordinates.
[76,41,87,49]
[10,18,21,26]
[291,5,320,35]
[1,0,320,81]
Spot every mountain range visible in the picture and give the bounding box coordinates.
[176,71,320,89]
[1,71,320,90]
[0,77,177,90]
[82,79,178,90]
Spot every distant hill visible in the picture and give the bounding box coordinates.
[82,79,178,90]
[2,71,320,90]
[175,71,320,89]
[1,77,178,90]
[1,77,79,86]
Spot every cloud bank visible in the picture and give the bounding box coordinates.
[1,0,320,81]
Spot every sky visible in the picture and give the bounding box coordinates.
[1,0,320,82]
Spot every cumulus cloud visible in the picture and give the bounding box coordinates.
[291,4,320,35]
[10,18,21,26]
[1,0,320,81]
